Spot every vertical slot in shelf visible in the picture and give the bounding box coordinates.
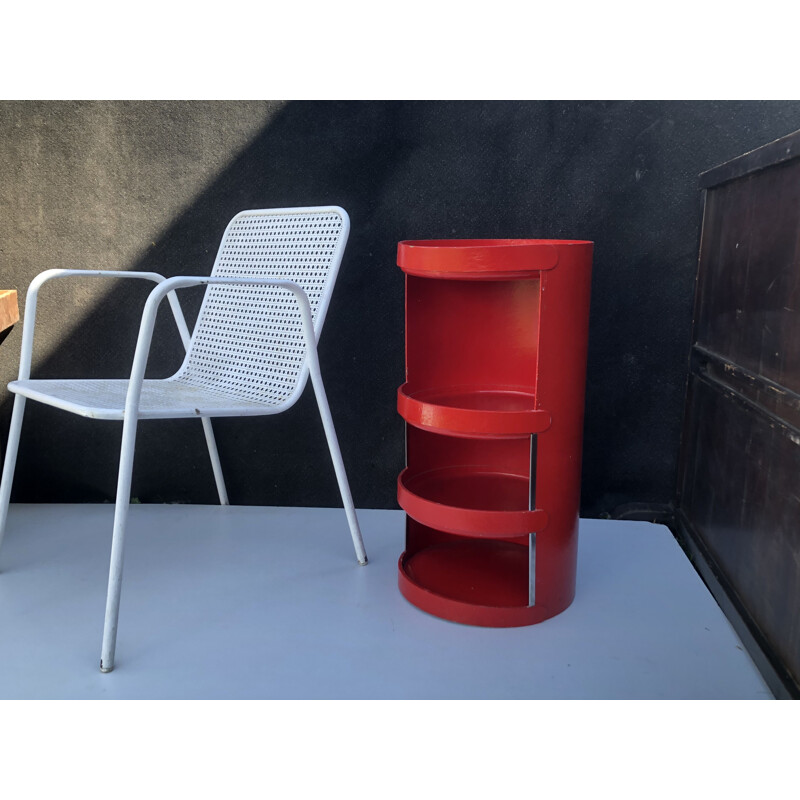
[529,434,538,607]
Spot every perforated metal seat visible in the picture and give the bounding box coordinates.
[7,378,278,419]
[0,206,368,673]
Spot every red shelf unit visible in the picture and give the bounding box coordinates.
[396,238,593,627]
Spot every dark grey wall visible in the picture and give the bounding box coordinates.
[2,101,800,515]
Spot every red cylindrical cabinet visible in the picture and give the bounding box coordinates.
[396,238,593,627]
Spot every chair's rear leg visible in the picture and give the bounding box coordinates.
[309,371,368,566]
[100,414,140,673]
[201,417,229,505]
[0,395,27,559]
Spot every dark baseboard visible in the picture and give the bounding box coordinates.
[670,510,798,700]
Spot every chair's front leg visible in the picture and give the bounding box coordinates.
[99,277,169,672]
[99,412,139,673]
[307,359,368,567]
[0,395,28,559]
[281,284,366,566]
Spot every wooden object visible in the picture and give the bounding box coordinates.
[676,129,800,699]
[0,290,19,333]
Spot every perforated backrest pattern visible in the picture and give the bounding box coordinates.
[175,208,348,406]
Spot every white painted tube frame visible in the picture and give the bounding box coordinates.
[0,269,227,549]
[0,270,366,674]
[100,275,367,672]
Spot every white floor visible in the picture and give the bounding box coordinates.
[0,503,772,699]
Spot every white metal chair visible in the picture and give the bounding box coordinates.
[0,205,368,672]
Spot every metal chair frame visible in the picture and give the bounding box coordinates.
[0,206,367,672]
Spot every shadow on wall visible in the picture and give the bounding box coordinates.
[3,100,800,514]
[0,101,410,509]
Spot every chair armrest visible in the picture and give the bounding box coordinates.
[28,268,166,291]
[148,274,317,339]
[150,274,308,298]
[120,276,318,419]
[17,269,191,381]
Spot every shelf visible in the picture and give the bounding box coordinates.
[398,239,565,279]
[398,540,543,627]
[397,465,547,538]
[398,383,550,437]
[396,236,592,628]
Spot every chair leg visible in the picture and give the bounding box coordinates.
[0,395,27,561]
[201,417,229,505]
[308,370,368,566]
[99,414,140,673]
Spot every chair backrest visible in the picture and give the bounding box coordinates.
[175,206,350,408]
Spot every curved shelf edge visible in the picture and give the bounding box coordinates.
[397,468,548,538]
[397,239,562,279]
[397,384,551,438]
[398,549,572,627]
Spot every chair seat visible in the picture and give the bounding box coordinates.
[9,378,281,420]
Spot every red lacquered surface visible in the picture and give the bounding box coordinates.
[397,466,548,538]
[398,544,537,627]
[397,238,593,627]
[403,278,540,397]
[398,239,567,279]
[397,383,551,438]
[399,519,576,627]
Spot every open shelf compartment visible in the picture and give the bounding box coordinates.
[399,426,542,535]
[397,520,543,627]
[396,238,593,628]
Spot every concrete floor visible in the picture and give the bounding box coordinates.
[0,503,772,699]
